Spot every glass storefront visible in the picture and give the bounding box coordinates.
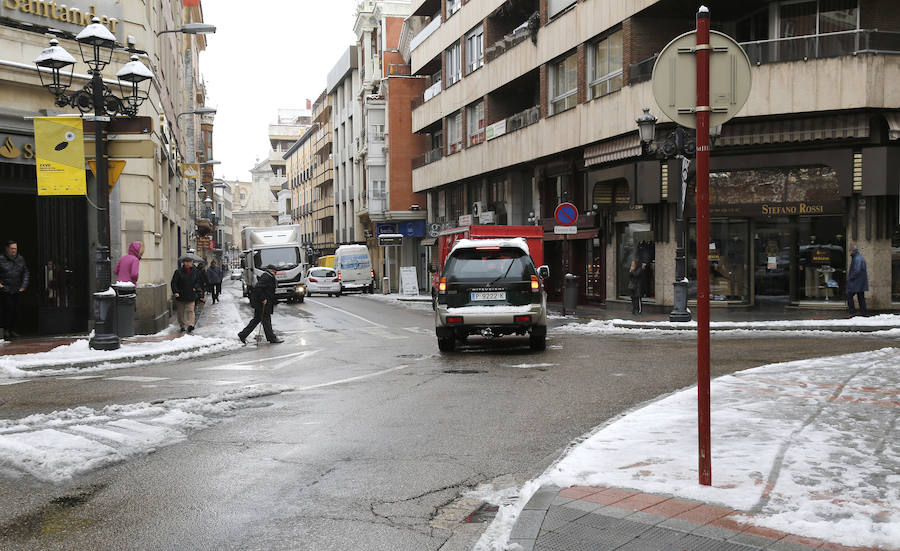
[617,222,654,298]
[892,227,900,302]
[689,215,846,304]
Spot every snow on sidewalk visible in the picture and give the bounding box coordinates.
[0,288,247,380]
[0,384,289,482]
[474,347,900,550]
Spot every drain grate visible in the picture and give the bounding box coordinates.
[465,503,499,523]
[444,369,484,374]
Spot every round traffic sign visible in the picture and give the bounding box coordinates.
[651,30,752,129]
[554,202,578,226]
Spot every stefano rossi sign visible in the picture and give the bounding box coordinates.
[1,1,122,36]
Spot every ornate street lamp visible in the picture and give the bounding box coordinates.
[636,108,695,323]
[34,18,153,350]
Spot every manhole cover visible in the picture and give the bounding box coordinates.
[443,369,484,374]
[465,503,499,523]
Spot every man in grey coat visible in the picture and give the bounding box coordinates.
[846,244,868,317]
[0,240,30,339]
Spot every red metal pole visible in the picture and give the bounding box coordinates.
[696,6,712,486]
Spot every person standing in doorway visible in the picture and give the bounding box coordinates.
[846,244,868,317]
[113,241,143,285]
[206,259,223,303]
[171,256,202,332]
[628,260,645,316]
[238,265,282,344]
[0,240,29,339]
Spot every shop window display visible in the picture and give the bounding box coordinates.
[617,222,654,298]
[796,216,845,301]
[688,220,749,301]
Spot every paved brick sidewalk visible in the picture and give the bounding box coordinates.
[510,485,892,551]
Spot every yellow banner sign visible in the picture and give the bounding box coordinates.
[181,163,200,178]
[34,117,86,196]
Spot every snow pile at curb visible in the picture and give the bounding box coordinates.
[554,318,900,338]
[0,335,238,379]
[474,347,900,550]
[0,384,289,482]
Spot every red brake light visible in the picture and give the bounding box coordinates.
[514,315,532,323]
[309,277,318,282]
[446,316,463,324]
[475,246,501,250]
[531,275,540,291]
[438,277,447,293]
[333,278,341,283]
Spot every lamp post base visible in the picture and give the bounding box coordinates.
[89,332,121,350]
[670,279,692,322]
[89,291,120,350]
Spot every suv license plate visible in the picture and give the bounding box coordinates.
[471,291,506,301]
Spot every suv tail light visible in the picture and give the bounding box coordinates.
[531,275,540,292]
[514,315,532,323]
[438,277,447,294]
[308,277,318,282]
[446,316,463,324]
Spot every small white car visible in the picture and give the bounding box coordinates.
[303,267,342,297]
[230,268,242,280]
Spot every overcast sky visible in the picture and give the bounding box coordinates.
[199,1,358,182]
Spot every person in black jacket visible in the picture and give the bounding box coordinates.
[238,265,283,344]
[0,240,29,339]
[628,260,645,316]
[171,257,202,333]
[206,259,224,303]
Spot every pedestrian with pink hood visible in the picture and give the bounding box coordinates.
[113,241,143,284]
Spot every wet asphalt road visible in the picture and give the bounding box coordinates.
[1,282,897,550]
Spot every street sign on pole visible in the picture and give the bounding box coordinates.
[554,202,578,226]
[554,225,577,234]
[651,28,751,129]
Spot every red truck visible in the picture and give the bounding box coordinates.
[430,225,545,297]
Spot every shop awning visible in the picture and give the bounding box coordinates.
[716,114,870,147]
[584,134,642,167]
[421,237,437,246]
[884,112,900,140]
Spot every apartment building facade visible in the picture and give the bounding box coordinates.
[310,92,337,255]
[407,0,900,310]
[328,46,364,246]
[356,0,430,291]
[0,0,214,335]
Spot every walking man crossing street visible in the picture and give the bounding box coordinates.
[238,265,283,344]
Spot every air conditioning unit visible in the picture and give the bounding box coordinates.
[472,201,486,216]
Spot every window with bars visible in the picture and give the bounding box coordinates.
[588,29,623,99]
[549,53,578,115]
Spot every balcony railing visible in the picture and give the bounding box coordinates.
[410,13,441,52]
[412,147,443,169]
[629,29,900,84]
[485,18,533,64]
[387,64,411,75]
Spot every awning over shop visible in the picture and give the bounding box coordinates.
[421,237,437,246]
[584,134,642,167]
[883,112,900,140]
[716,113,869,147]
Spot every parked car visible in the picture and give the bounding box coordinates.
[434,238,549,352]
[230,268,242,280]
[303,267,342,297]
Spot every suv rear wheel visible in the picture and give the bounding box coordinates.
[529,333,546,351]
[437,336,456,352]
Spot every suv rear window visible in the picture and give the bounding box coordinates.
[444,247,536,283]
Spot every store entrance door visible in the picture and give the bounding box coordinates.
[753,220,792,307]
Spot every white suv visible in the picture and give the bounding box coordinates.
[434,238,549,352]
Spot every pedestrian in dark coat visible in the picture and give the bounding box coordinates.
[238,265,282,344]
[846,244,868,316]
[206,259,224,303]
[171,257,202,332]
[0,240,29,339]
[628,260,645,315]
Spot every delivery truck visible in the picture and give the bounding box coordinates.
[240,225,308,303]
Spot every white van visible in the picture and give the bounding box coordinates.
[334,244,374,294]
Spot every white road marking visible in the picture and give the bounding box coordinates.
[199,349,320,371]
[0,379,29,385]
[58,375,105,380]
[294,365,408,391]
[306,298,386,328]
[106,376,170,382]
